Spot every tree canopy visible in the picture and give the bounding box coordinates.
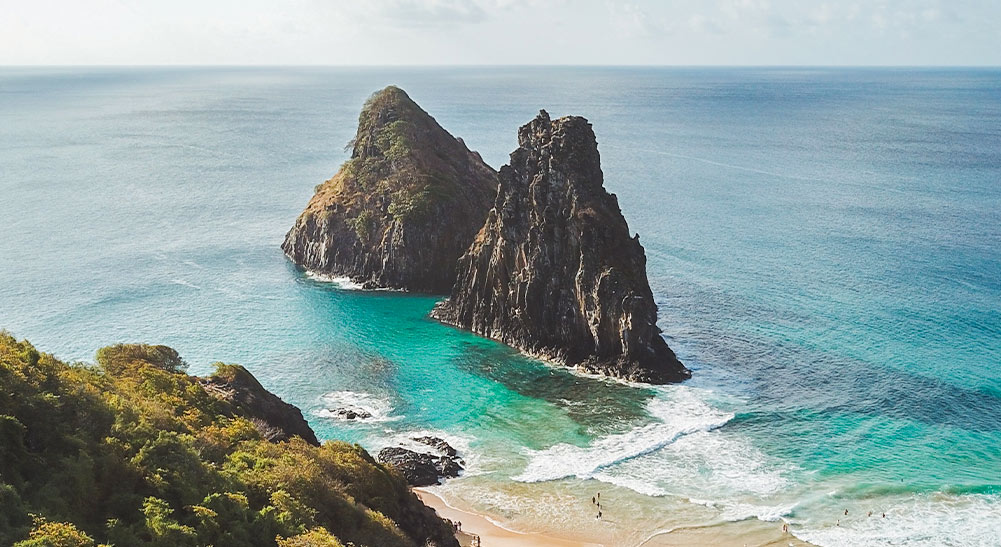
[0,332,455,547]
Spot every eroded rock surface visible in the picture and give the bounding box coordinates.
[432,111,690,384]
[378,438,464,487]
[282,86,498,293]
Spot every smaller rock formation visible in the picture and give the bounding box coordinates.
[200,364,320,446]
[412,436,458,457]
[282,86,498,293]
[433,111,690,384]
[378,448,441,487]
[329,407,373,421]
[378,437,464,486]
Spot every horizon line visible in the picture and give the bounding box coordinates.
[2,63,1001,69]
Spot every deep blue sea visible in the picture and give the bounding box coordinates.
[1,67,999,546]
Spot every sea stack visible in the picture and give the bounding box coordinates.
[432,111,690,384]
[282,86,498,293]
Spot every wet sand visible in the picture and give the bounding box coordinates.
[415,487,816,547]
[415,488,601,547]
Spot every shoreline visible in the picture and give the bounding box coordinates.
[415,488,602,547]
[415,487,817,547]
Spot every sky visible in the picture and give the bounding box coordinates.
[2,0,999,66]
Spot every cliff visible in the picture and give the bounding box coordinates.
[282,86,498,293]
[432,111,690,384]
[0,334,458,547]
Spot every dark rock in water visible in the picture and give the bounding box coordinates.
[199,364,320,446]
[378,442,465,487]
[435,456,464,479]
[378,447,442,487]
[331,407,373,420]
[282,86,499,293]
[412,435,458,457]
[432,110,691,384]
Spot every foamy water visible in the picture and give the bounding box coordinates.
[314,390,401,423]
[514,387,734,484]
[304,271,366,290]
[794,493,1001,547]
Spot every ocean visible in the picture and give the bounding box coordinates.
[1,67,999,546]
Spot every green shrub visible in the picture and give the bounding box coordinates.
[13,518,95,547]
[0,333,453,547]
[388,187,434,222]
[348,210,378,243]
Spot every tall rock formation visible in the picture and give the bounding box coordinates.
[432,111,690,384]
[283,86,498,293]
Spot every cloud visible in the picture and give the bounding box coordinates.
[337,0,540,29]
[606,1,665,37]
[1,0,999,65]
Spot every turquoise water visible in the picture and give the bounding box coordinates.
[2,67,1000,546]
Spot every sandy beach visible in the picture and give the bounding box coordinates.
[416,488,600,547]
[415,487,815,547]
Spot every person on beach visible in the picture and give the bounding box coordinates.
[782,523,789,534]
[598,511,602,520]
[592,496,596,504]
[868,511,873,517]
[844,509,848,516]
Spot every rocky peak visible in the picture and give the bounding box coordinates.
[282,86,498,293]
[432,111,690,384]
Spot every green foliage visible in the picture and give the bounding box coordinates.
[376,120,416,163]
[0,332,452,547]
[348,209,378,244]
[13,518,96,547]
[277,528,345,547]
[97,343,187,375]
[388,187,434,222]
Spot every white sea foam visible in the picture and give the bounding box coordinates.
[512,384,803,531]
[793,493,1001,547]
[636,429,792,498]
[314,390,400,423]
[709,499,799,522]
[513,387,734,483]
[305,271,365,290]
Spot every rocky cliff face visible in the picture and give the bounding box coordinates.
[432,111,690,384]
[282,86,498,293]
[200,364,320,446]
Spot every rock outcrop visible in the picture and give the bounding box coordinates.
[282,86,498,293]
[200,364,320,446]
[378,437,464,486]
[432,111,690,384]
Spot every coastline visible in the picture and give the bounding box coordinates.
[415,487,816,547]
[415,488,601,547]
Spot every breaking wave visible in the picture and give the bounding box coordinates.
[514,387,734,483]
[314,390,400,423]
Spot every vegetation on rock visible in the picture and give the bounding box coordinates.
[282,86,498,293]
